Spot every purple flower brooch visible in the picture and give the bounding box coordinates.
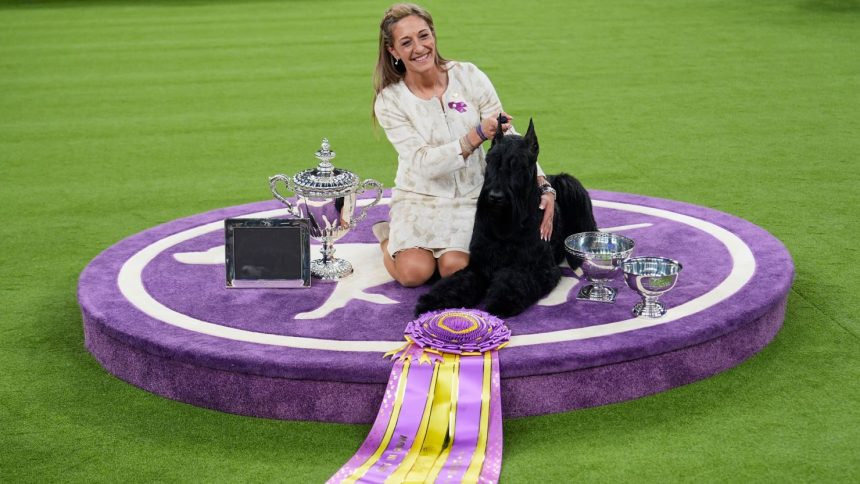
[447,101,468,113]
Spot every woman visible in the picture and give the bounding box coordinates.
[373,3,557,287]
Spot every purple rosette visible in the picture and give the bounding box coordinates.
[405,309,511,354]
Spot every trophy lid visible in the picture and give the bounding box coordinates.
[292,138,359,198]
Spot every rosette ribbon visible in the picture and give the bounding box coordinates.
[329,309,510,484]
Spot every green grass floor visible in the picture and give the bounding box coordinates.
[1,0,858,481]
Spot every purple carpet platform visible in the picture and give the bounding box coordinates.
[78,190,793,423]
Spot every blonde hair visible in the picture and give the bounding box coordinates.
[372,3,448,119]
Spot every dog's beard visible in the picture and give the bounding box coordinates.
[479,194,529,239]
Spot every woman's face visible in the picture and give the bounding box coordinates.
[388,15,437,75]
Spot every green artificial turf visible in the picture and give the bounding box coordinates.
[1,0,858,481]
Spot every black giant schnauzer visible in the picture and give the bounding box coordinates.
[415,119,597,317]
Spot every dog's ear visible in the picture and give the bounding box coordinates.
[524,118,539,161]
[491,113,506,147]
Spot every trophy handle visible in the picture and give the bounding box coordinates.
[351,178,383,228]
[268,174,299,217]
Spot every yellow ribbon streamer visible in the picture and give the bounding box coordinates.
[462,352,493,482]
[400,353,457,483]
[426,354,460,482]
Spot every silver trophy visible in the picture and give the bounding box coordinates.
[269,138,383,281]
[565,232,636,303]
[622,257,683,318]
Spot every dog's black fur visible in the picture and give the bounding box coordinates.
[415,119,597,317]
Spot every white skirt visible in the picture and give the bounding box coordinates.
[387,188,477,258]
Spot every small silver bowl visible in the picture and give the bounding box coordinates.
[622,257,683,318]
[565,231,636,303]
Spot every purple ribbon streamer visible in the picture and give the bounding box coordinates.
[360,361,435,483]
[436,355,485,483]
[326,360,407,483]
[481,352,503,483]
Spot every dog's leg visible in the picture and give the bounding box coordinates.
[414,267,488,316]
[484,266,561,317]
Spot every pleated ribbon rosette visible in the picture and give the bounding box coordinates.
[329,309,511,484]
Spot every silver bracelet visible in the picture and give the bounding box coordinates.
[540,183,557,197]
[460,133,481,157]
[459,136,473,157]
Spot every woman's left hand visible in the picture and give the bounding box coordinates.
[539,193,555,241]
[480,112,514,140]
[500,112,514,133]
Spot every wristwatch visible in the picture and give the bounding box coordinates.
[539,183,557,198]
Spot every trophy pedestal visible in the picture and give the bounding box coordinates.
[311,257,353,281]
[576,284,618,303]
[632,300,668,318]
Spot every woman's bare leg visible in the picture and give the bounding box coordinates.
[438,250,469,278]
[381,241,436,287]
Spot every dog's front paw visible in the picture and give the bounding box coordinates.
[415,292,445,317]
[485,298,526,318]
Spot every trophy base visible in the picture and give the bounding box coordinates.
[632,300,667,318]
[576,284,617,303]
[310,258,353,282]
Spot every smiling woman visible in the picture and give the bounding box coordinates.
[371,3,557,289]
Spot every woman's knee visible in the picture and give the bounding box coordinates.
[397,264,434,287]
[395,251,435,287]
[438,251,469,278]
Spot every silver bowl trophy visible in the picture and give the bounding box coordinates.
[269,138,383,281]
[622,256,683,318]
[565,231,636,303]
